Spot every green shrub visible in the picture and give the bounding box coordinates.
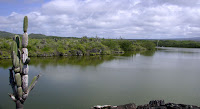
[141,41,156,50]
[118,40,133,51]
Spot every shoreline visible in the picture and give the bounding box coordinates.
[0,51,125,59]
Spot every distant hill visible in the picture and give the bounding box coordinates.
[0,31,200,40]
[0,31,75,39]
[0,31,21,38]
[29,33,48,38]
[127,37,200,41]
[169,37,200,41]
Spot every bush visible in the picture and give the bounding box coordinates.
[118,40,133,51]
[141,41,156,50]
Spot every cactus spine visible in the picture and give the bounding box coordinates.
[9,16,40,109]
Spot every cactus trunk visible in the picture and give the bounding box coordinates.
[16,100,24,109]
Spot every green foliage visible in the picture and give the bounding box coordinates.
[1,42,10,49]
[0,39,11,58]
[119,40,133,51]
[0,51,10,59]
[140,40,156,50]
[158,40,200,48]
[101,39,121,51]
[57,45,65,53]
[0,37,159,58]
[42,46,51,52]
[23,16,28,32]
[132,45,146,51]
[80,36,89,43]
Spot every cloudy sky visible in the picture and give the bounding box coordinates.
[1,0,200,39]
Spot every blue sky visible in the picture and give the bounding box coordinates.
[0,0,49,15]
[1,0,200,39]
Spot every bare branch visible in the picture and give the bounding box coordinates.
[22,93,28,101]
[8,93,17,102]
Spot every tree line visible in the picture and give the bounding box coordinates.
[0,36,156,59]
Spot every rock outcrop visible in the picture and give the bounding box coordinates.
[92,100,200,109]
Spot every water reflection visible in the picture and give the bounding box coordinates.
[30,56,116,69]
[0,51,155,69]
[120,51,138,57]
[140,50,155,56]
[157,47,200,54]
[0,59,11,69]
[0,56,115,69]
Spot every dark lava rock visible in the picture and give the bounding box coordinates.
[92,100,200,109]
[115,103,136,109]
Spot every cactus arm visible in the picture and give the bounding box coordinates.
[15,35,21,49]
[11,41,18,57]
[27,75,40,94]
[15,73,22,87]
[9,69,17,96]
[12,51,20,68]
[17,87,23,98]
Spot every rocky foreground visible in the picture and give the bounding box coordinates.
[91,100,200,109]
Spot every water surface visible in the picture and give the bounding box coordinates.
[0,47,200,109]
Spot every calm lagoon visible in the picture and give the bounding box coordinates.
[0,47,200,109]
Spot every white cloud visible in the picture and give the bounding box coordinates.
[1,0,200,39]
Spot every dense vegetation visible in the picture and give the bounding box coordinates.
[1,30,200,59]
[0,36,156,59]
[156,40,200,48]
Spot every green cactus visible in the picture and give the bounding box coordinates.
[28,76,37,91]
[14,67,20,73]
[15,35,21,49]
[12,51,20,68]
[17,87,23,98]
[11,41,18,57]
[23,16,28,33]
[15,73,22,87]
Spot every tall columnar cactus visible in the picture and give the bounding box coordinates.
[9,16,40,109]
